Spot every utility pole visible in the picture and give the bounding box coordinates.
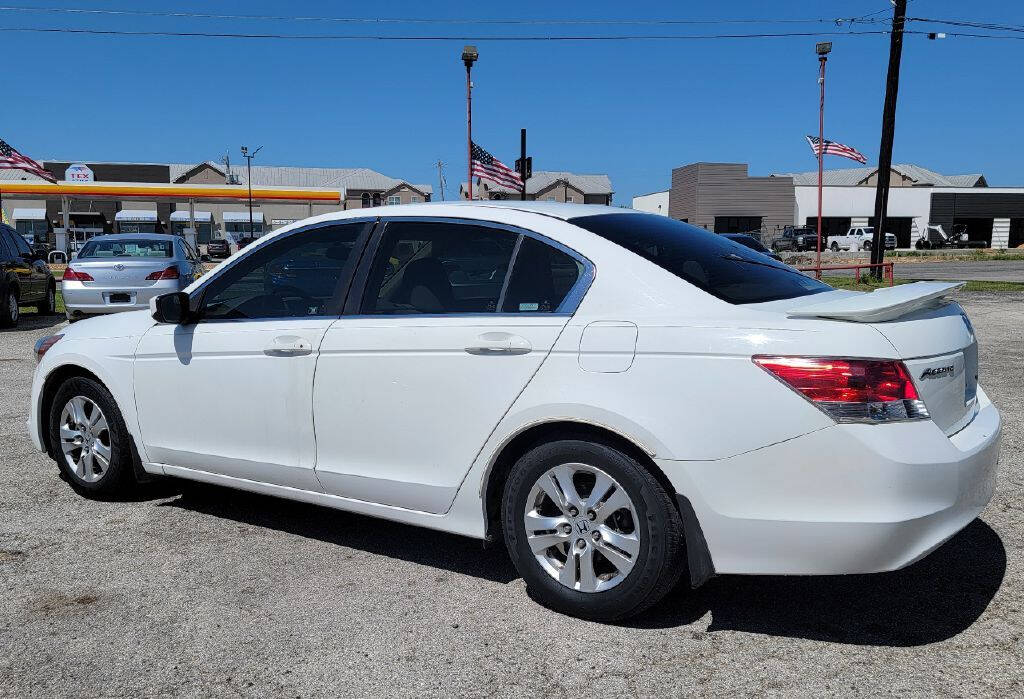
[870,0,907,278]
[519,129,527,200]
[436,160,447,201]
[515,129,532,201]
[462,46,478,200]
[240,145,262,240]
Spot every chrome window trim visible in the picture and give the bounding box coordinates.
[363,215,595,317]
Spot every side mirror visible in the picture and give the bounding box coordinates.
[150,292,191,324]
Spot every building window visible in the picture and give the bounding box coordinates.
[387,195,401,206]
[566,195,575,203]
[372,193,382,206]
[546,197,556,202]
[411,196,421,203]
[361,193,371,208]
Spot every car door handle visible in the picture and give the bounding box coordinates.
[465,332,532,356]
[264,335,312,357]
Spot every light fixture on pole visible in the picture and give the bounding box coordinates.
[462,45,478,200]
[815,41,831,278]
[240,144,262,240]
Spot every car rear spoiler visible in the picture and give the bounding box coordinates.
[787,281,965,322]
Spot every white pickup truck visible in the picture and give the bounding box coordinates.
[828,226,897,252]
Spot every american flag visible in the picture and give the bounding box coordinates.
[0,138,56,182]
[806,135,867,164]
[471,142,523,191]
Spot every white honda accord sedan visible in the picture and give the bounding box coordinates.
[28,203,1001,620]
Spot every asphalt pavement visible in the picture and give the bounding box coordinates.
[1,293,1021,697]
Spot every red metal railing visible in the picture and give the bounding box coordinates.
[797,262,895,286]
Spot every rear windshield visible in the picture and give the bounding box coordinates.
[569,213,831,304]
[78,239,173,258]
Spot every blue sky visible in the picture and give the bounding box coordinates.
[3,1,1022,202]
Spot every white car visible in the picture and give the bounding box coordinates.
[27,203,1001,621]
[828,226,898,252]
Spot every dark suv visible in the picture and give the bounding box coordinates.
[771,226,822,252]
[0,224,57,327]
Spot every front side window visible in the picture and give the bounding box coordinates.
[199,223,365,320]
[78,238,172,258]
[361,221,517,315]
[570,213,830,305]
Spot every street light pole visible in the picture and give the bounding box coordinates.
[815,42,831,279]
[240,145,262,240]
[462,46,478,201]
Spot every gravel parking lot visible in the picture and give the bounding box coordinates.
[1,293,1021,698]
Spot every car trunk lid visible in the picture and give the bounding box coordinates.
[783,282,977,435]
[69,258,172,287]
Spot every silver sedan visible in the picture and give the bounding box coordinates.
[61,234,203,320]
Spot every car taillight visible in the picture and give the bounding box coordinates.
[33,334,63,363]
[62,267,94,282]
[753,355,929,423]
[146,265,180,280]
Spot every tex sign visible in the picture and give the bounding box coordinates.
[65,164,94,183]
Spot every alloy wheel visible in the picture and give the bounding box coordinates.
[523,463,640,593]
[59,396,112,483]
[8,294,18,323]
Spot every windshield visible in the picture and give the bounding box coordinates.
[77,239,173,258]
[569,213,831,305]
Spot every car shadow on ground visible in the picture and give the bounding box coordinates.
[632,518,1006,646]
[164,483,1005,646]
[163,482,519,585]
[11,312,66,331]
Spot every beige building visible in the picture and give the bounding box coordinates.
[459,171,613,205]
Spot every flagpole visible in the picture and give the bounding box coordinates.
[816,45,829,279]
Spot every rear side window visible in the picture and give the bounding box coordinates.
[78,239,173,258]
[569,213,830,305]
[500,236,582,313]
[362,221,518,314]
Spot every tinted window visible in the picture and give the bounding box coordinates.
[200,223,364,320]
[362,221,517,314]
[7,228,32,257]
[501,236,583,313]
[570,213,831,305]
[78,239,173,258]
[0,229,15,259]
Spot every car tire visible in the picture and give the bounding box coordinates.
[830,242,840,252]
[502,439,685,621]
[48,376,138,498]
[0,286,19,328]
[36,282,56,316]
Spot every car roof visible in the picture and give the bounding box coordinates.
[85,233,180,242]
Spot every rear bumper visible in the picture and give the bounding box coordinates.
[658,386,1001,575]
[62,280,182,315]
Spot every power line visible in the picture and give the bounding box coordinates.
[0,5,885,26]
[0,26,898,41]
[909,17,1024,34]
